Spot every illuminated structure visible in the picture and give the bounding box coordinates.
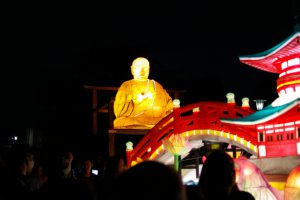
[239,32,300,106]
[235,157,282,200]
[115,30,299,199]
[126,100,257,166]
[222,31,300,158]
[124,31,300,164]
[113,57,173,129]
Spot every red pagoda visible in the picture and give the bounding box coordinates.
[221,30,300,158]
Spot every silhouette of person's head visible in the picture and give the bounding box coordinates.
[111,160,186,200]
[198,150,236,200]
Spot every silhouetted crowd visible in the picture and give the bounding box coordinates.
[0,145,255,200]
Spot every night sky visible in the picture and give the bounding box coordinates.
[1,1,300,146]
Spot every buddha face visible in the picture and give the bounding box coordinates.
[131,57,150,81]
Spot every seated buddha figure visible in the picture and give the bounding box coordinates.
[113,57,173,129]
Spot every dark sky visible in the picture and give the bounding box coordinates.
[2,0,300,132]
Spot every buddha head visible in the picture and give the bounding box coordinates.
[131,57,150,81]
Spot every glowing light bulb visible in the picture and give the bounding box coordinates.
[243,167,253,176]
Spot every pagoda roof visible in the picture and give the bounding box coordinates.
[220,98,300,125]
[239,31,300,73]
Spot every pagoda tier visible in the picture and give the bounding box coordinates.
[239,32,300,100]
[239,32,300,74]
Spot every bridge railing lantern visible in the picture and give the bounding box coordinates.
[226,92,235,106]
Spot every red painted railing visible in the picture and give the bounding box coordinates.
[127,101,256,166]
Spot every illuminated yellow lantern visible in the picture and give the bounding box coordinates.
[285,165,300,200]
[114,57,173,129]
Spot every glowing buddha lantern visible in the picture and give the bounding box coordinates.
[113,57,173,129]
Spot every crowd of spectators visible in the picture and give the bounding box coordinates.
[0,145,254,200]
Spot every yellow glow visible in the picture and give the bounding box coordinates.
[277,80,300,90]
[296,178,300,188]
[147,129,257,164]
[189,129,257,153]
[227,151,242,158]
[193,107,200,112]
[162,134,191,155]
[286,166,300,188]
[269,182,286,191]
[149,144,164,160]
[113,57,173,129]
[131,157,143,167]
[211,143,220,149]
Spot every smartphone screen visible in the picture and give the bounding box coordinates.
[92,169,98,175]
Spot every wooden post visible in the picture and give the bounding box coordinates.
[92,88,98,135]
[109,97,115,129]
[195,156,200,178]
[108,129,116,156]
[84,85,119,135]
[233,145,237,158]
